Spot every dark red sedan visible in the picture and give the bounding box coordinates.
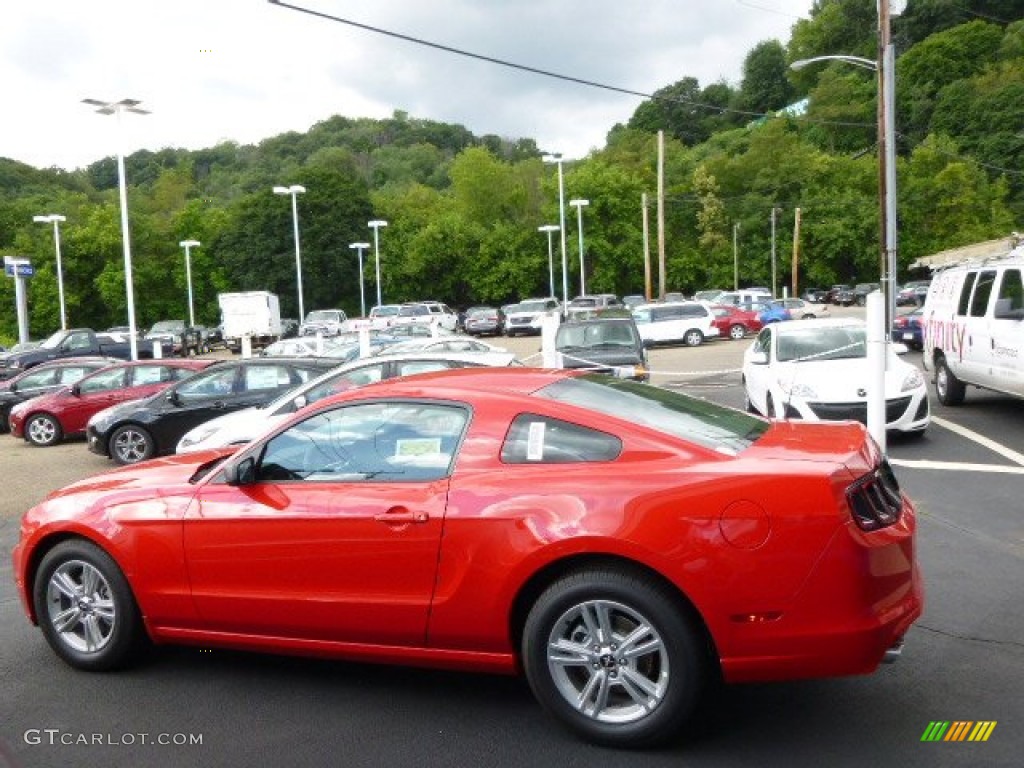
[13,368,922,747]
[709,303,764,340]
[8,359,212,447]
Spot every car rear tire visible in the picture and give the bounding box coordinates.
[33,539,145,671]
[934,356,966,406]
[683,329,704,347]
[522,567,708,748]
[25,413,64,447]
[109,424,156,465]
[728,324,747,340]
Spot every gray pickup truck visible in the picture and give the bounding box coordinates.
[0,328,155,380]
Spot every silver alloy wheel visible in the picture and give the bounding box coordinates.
[684,330,703,347]
[27,415,59,445]
[729,324,746,340]
[113,428,150,463]
[45,559,116,654]
[545,599,669,724]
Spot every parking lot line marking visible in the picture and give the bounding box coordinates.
[931,416,1024,467]
[889,459,1024,475]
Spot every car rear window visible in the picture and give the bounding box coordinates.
[535,375,768,455]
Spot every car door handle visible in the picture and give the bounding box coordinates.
[374,510,429,524]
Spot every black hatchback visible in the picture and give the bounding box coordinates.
[86,357,338,464]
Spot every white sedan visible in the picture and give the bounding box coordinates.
[771,297,830,320]
[741,318,929,434]
[176,350,518,453]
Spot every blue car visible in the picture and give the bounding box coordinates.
[755,301,791,324]
[891,307,923,350]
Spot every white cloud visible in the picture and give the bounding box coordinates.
[0,0,812,170]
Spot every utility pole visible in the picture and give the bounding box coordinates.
[792,208,802,298]
[770,207,778,297]
[732,222,740,290]
[642,193,652,301]
[657,130,666,300]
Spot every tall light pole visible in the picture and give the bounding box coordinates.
[543,154,569,313]
[368,220,388,309]
[83,98,149,360]
[178,239,200,327]
[537,225,560,299]
[349,242,370,317]
[273,185,307,321]
[732,222,740,291]
[569,199,589,297]
[33,214,67,330]
[791,0,904,451]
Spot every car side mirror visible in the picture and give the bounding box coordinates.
[749,351,769,365]
[70,383,81,396]
[165,390,180,405]
[224,456,257,486]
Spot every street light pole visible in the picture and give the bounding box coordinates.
[368,220,388,308]
[33,214,67,330]
[178,239,200,327]
[537,225,560,299]
[83,98,149,360]
[543,154,569,314]
[349,242,370,317]
[569,199,589,297]
[273,185,307,321]
[732,222,740,291]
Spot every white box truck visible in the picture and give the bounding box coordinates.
[218,291,282,353]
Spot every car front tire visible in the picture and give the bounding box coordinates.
[33,539,145,671]
[522,567,708,748]
[25,413,63,447]
[109,424,156,464]
[934,355,966,406]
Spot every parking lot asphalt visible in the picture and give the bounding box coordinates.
[1,312,1021,767]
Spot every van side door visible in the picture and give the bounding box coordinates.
[961,269,999,389]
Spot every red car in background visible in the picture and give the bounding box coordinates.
[8,359,213,447]
[13,368,922,747]
[709,303,765,340]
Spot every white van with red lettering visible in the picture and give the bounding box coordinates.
[921,249,1024,405]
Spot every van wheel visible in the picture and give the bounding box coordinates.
[683,329,704,347]
[934,356,966,406]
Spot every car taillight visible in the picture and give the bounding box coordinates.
[846,460,903,531]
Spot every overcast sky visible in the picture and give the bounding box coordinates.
[2,0,813,171]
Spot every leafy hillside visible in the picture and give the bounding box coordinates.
[3,0,1023,338]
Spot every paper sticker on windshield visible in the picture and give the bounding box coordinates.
[396,437,442,457]
[526,421,546,461]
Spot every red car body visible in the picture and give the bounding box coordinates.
[8,359,212,445]
[709,303,764,340]
[13,368,922,746]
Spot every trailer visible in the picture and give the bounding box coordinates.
[218,291,282,353]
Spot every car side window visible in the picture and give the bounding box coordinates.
[177,368,237,399]
[957,272,977,316]
[78,368,127,393]
[256,402,468,483]
[501,414,622,464]
[969,270,997,317]
[995,269,1023,314]
[397,361,453,376]
[58,367,98,384]
[17,369,58,390]
[753,328,772,358]
[64,332,93,351]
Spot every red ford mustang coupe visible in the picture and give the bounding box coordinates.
[13,368,922,747]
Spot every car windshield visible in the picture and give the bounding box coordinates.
[398,305,430,317]
[536,375,768,456]
[40,330,67,349]
[306,311,342,323]
[515,301,549,314]
[556,322,638,349]
[151,321,184,333]
[776,326,866,362]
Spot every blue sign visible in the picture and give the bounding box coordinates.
[4,264,33,277]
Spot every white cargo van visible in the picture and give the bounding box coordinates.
[921,249,1024,404]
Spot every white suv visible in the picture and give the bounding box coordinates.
[393,302,459,332]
